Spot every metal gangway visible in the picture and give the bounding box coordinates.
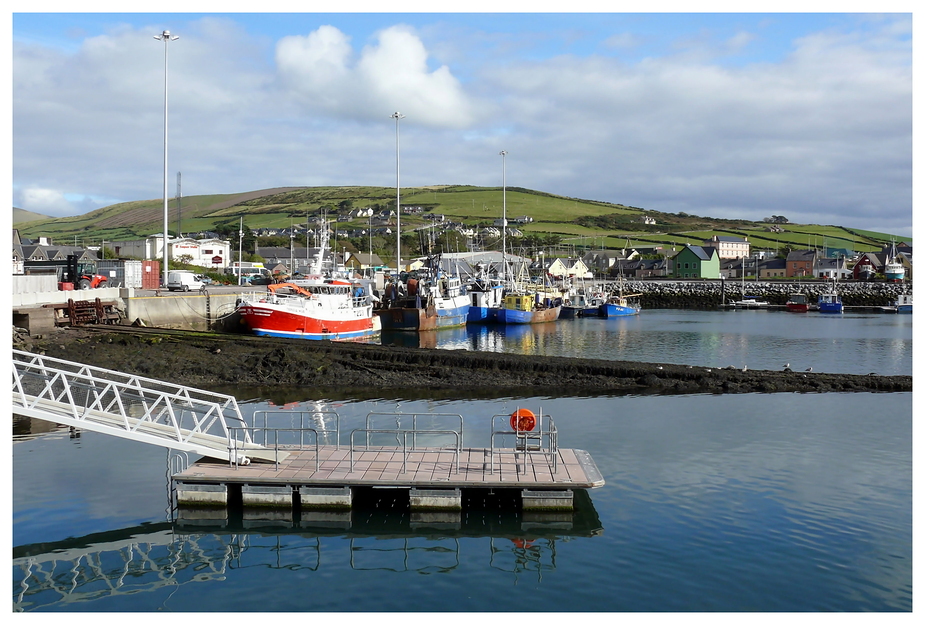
[12,349,280,463]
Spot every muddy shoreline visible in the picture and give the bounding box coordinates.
[12,325,912,400]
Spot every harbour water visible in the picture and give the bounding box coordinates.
[12,310,913,612]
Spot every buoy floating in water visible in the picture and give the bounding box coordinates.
[510,408,536,432]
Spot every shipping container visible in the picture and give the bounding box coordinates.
[98,260,144,288]
[141,260,160,289]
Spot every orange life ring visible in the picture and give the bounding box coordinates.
[510,408,536,432]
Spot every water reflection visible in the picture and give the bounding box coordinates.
[13,490,602,611]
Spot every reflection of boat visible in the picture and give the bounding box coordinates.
[786,292,809,313]
[496,291,561,324]
[376,266,470,331]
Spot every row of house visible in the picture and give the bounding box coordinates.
[670,244,913,281]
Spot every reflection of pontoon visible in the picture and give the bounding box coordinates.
[13,491,603,611]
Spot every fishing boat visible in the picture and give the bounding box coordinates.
[561,285,605,318]
[598,292,641,317]
[884,241,905,282]
[466,275,504,324]
[894,292,912,314]
[786,293,810,313]
[238,279,380,340]
[376,266,470,331]
[817,290,843,314]
[237,227,381,340]
[496,291,562,324]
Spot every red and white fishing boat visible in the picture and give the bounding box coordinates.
[237,227,380,341]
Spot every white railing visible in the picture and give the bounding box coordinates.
[11,349,256,461]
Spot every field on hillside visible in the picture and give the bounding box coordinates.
[14,185,909,254]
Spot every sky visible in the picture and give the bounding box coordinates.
[8,5,916,238]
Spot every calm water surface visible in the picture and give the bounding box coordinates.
[380,309,913,376]
[12,310,913,612]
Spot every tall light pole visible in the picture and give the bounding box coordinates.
[390,112,404,276]
[154,29,178,288]
[500,150,508,281]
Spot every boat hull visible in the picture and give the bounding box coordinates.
[496,305,561,325]
[786,303,809,313]
[599,303,639,317]
[467,306,499,324]
[239,303,380,340]
[377,300,469,331]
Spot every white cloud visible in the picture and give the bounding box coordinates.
[16,188,81,217]
[275,24,475,126]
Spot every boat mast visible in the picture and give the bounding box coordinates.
[391,112,404,278]
[500,150,507,285]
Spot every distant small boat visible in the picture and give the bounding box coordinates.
[894,292,912,314]
[884,240,905,282]
[731,295,770,309]
[817,291,843,314]
[599,293,641,317]
[786,293,809,313]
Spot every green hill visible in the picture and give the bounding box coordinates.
[13,185,909,255]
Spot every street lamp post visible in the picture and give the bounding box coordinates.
[154,29,178,289]
[390,112,404,276]
[500,150,507,281]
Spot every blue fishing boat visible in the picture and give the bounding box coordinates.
[599,293,641,317]
[817,291,843,314]
[466,276,504,323]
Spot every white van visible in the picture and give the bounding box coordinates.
[166,270,205,292]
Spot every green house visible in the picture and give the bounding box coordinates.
[672,245,720,279]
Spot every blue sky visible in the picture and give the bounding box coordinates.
[10,7,915,237]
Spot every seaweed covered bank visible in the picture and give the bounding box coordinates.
[13,326,912,398]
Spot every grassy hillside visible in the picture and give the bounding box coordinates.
[14,185,909,254]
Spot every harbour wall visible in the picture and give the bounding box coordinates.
[617,280,908,309]
[11,280,909,336]
[122,291,246,332]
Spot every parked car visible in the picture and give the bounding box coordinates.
[248,275,273,286]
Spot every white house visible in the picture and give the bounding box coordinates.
[111,235,232,270]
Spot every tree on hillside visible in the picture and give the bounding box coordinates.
[764,215,789,224]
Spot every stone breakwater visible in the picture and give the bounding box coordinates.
[611,280,910,309]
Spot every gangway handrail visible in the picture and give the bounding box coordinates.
[229,426,320,471]
[12,349,256,461]
[254,410,341,450]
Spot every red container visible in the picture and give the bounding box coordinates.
[58,281,74,291]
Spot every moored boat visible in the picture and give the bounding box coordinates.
[598,293,641,317]
[238,279,381,340]
[466,275,504,324]
[376,269,470,331]
[817,291,843,314]
[786,293,809,313]
[496,291,561,324]
[894,292,912,314]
